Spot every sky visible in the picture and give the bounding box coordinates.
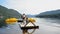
[0,0,60,15]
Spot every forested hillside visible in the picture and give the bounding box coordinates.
[0,5,21,27]
[36,10,60,18]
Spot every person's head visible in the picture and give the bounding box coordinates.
[23,13,25,15]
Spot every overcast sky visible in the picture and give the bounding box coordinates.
[0,0,60,15]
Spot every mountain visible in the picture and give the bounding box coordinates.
[0,5,21,27]
[36,9,60,18]
[27,14,36,18]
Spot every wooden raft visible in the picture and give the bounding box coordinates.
[21,26,39,29]
[18,20,39,30]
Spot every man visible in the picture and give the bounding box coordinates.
[21,13,27,24]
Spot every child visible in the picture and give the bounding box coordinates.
[24,17,29,27]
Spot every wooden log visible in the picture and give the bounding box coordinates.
[21,26,39,29]
[18,20,23,22]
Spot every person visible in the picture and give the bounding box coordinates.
[21,13,36,27]
[24,17,36,27]
[21,14,30,27]
[21,13,27,24]
[21,13,26,20]
[24,17,29,27]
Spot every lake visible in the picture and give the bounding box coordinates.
[0,18,60,34]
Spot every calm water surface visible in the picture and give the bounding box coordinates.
[0,18,60,34]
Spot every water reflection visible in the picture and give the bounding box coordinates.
[0,18,60,34]
[33,18,60,34]
[19,24,39,34]
[22,29,36,34]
